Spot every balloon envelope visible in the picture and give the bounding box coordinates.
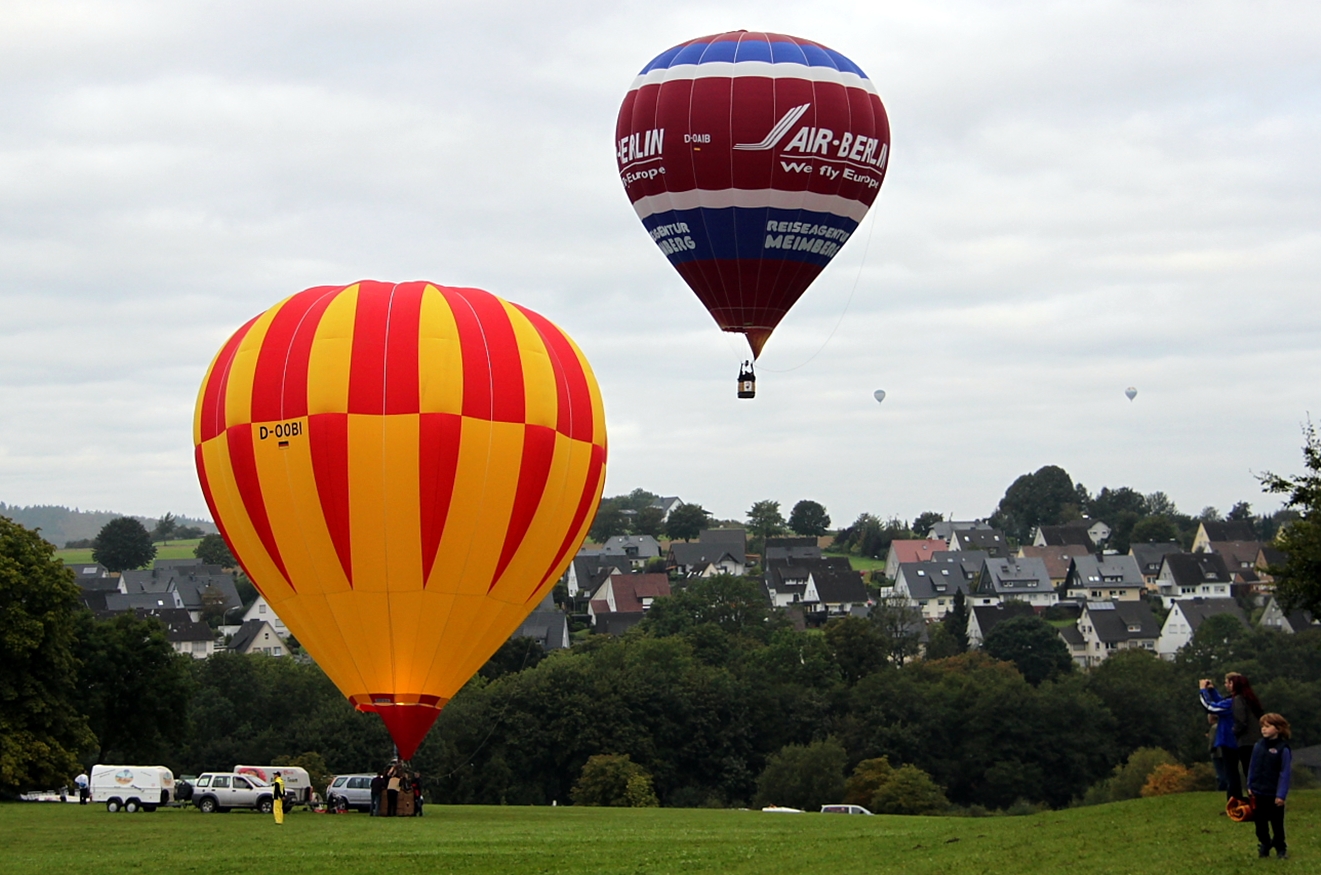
[1125,387,1137,401]
[616,31,890,358]
[874,389,885,403]
[194,281,607,758]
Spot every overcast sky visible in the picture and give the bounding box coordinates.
[1,0,1318,528]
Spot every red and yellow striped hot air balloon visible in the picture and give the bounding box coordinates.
[193,280,606,759]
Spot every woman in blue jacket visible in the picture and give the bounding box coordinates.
[1248,713,1292,860]
[1199,678,1240,799]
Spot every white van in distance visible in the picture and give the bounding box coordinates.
[89,765,175,812]
[234,765,313,805]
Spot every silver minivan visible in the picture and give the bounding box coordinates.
[325,774,376,813]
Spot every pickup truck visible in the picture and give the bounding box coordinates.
[190,772,278,814]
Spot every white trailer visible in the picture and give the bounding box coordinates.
[89,765,175,812]
[234,765,314,804]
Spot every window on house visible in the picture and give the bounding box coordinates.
[273,647,282,656]
[259,603,266,613]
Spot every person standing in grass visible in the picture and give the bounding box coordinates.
[370,772,385,816]
[1225,673,1265,791]
[386,766,401,817]
[271,772,285,825]
[1248,713,1292,860]
[1200,678,1242,799]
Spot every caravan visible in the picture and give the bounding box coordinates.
[89,765,174,812]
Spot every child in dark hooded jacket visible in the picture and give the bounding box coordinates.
[1247,713,1292,859]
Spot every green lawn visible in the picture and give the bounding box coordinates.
[56,539,203,566]
[2,792,1313,874]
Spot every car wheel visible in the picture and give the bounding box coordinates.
[106,799,121,813]
[333,796,349,813]
[124,800,139,813]
[258,797,273,814]
[198,797,217,814]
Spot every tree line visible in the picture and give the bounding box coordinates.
[9,515,1319,813]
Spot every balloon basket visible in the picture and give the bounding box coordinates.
[737,362,756,399]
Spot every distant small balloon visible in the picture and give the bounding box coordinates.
[1125,387,1137,401]
[874,389,886,404]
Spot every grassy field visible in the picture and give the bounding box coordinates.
[56,539,204,566]
[2,792,1313,874]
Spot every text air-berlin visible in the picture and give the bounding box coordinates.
[616,31,890,359]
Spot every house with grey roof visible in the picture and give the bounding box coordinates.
[1075,600,1160,667]
[66,562,110,580]
[513,593,570,651]
[763,535,820,563]
[1156,598,1246,659]
[1057,622,1088,667]
[967,602,1036,648]
[229,619,287,656]
[1259,596,1318,635]
[670,529,748,577]
[972,556,1056,609]
[1061,554,1145,602]
[104,590,187,613]
[565,551,627,597]
[1016,544,1089,586]
[147,608,219,659]
[1130,542,1183,586]
[893,561,971,621]
[601,535,661,569]
[649,496,683,521]
[241,595,289,638]
[951,528,1010,558]
[927,520,993,543]
[763,557,868,621]
[1155,552,1233,607]
[1033,519,1111,548]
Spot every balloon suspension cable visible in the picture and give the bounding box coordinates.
[434,636,541,780]
[756,204,880,374]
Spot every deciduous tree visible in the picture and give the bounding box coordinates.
[571,754,657,807]
[194,533,236,568]
[79,613,191,763]
[788,500,831,537]
[631,505,666,537]
[664,503,710,542]
[746,500,787,540]
[1260,421,1321,615]
[0,516,95,793]
[991,465,1078,543]
[983,616,1073,685]
[911,512,944,538]
[151,512,178,544]
[91,517,156,572]
[752,739,846,810]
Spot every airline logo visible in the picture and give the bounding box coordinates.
[731,101,888,173]
[733,104,811,150]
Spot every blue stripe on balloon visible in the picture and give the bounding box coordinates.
[638,37,869,77]
[641,206,859,269]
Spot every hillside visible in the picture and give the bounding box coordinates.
[0,504,214,548]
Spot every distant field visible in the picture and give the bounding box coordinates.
[56,539,204,566]
[2,792,1312,875]
[838,554,886,572]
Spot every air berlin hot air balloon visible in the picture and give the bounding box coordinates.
[616,30,890,396]
[194,281,606,759]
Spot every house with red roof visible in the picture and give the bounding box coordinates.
[883,539,949,579]
[587,572,671,635]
